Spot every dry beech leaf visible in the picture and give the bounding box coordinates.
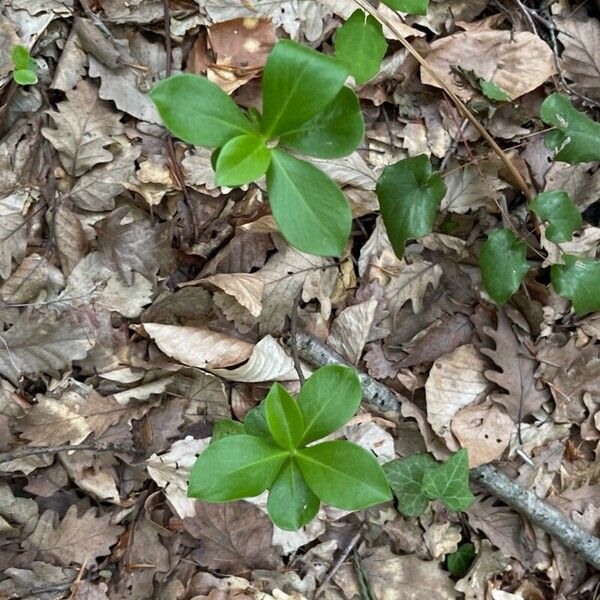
[1,254,64,304]
[451,402,514,467]
[0,190,30,280]
[41,80,124,176]
[189,273,264,317]
[54,203,88,276]
[327,299,378,364]
[23,506,124,567]
[184,501,282,575]
[144,323,254,369]
[426,344,491,450]
[209,335,299,382]
[422,29,555,100]
[424,522,461,559]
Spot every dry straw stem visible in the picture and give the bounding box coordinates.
[351,0,534,201]
[292,331,600,571]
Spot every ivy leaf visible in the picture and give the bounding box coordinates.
[266,149,351,256]
[376,154,447,259]
[267,460,320,530]
[447,543,475,578]
[380,0,428,14]
[215,134,271,187]
[540,93,600,163]
[383,454,437,517]
[422,449,474,512]
[479,79,510,102]
[279,87,364,159]
[334,10,387,86]
[261,39,349,138]
[296,440,392,510]
[211,419,245,443]
[11,44,30,70]
[297,365,361,444]
[480,228,529,305]
[188,435,287,502]
[150,73,255,147]
[551,255,600,315]
[529,191,582,243]
[13,70,38,85]
[264,383,305,450]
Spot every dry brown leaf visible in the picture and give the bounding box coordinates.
[406,0,487,34]
[54,203,88,276]
[144,323,254,369]
[451,402,514,467]
[41,80,123,176]
[184,501,282,575]
[556,16,600,100]
[1,253,64,304]
[543,162,600,213]
[422,29,555,100]
[191,273,264,318]
[426,344,490,449]
[423,522,461,559]
[327,299,378,364]
[480,311,549,421]
[0,190,30,280]
[0,562,77,599]
[455,540,509,600]
[59,451,120,504]
[23,506,124,567]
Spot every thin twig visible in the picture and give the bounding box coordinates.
[289,331,600,571]
[290,289,306,385]
[315,532,361,598]
[0,443,135,466]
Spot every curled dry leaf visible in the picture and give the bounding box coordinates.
[422,29,555,101]
[327,299,378,364]
[144,323,254,369]
[426,344,491,450]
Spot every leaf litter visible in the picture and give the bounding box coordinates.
[0,0,599,598]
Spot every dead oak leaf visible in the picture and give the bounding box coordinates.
[184,501,282,575]
[0,190,31,280]
[41,80,123,176]
[23,506,123,567]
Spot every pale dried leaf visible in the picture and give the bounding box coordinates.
[327,299,378,364]
[193,273,263,318]
[455,540,509,600]
[424,522,461,559]
[1,254,64,304]
[55,203,88,276]
[0,190,30,280]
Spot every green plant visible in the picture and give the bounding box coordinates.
[150,40,364,257]
[11,45,38,86]
[188,365,392,530]
[383,449,474,517]
[446,542,476,577]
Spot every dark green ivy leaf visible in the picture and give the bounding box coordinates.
[529,190,582,243]
[551,254,600,315]
[447,543,475,578]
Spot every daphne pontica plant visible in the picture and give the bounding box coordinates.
[150,39,364,257]
[11,44,38,86]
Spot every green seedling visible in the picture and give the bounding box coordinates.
[188,365,392,530]
[11,45,38,86]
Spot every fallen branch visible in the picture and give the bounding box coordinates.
[291,331,600,571]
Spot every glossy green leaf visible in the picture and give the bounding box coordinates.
[215,134,271,186]
[422,449,474,512]
[376,154,447,259]
[267,460,320,530]
[447,543,475,578]
[540,93,600,163]
[188,435,287,502]
[261,39,349,137]
[13,69,37,85]
[551,254,600,315]
[211,419,245,443]
[480,228,529,305]
[530,191,582,243]
[279,87,364,158]
[267,149,351,256]
[296,441,392,510]
[380,0,428,14]
[297,365,361,444]
[264,383,305,449]
[334,10,387,86]
[479,79,510,102]
[244,402,273,441]
[11,44,30,70]
[383,454,437,517]
[150,73,254,147]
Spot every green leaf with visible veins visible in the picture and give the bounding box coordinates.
[422,449,474,512]
[188,435,287,502]
[383,454,437,517]
[480,228,529,305]
[297,365,361,444]
[334,10,387,86]
[150,73,255,147]
[296,440,392,510]
[261,40,349,138]
[264,383,305,449]
[267,460,320,530]
[244,402,273,442]
[530,191,582,243]
[540,93,600,163]
[266,149,351,256]
[376,154,447,259]
[380,0,428,14]
[551,254,600,315]
[215,134,271,186]
[280,87,364,158]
